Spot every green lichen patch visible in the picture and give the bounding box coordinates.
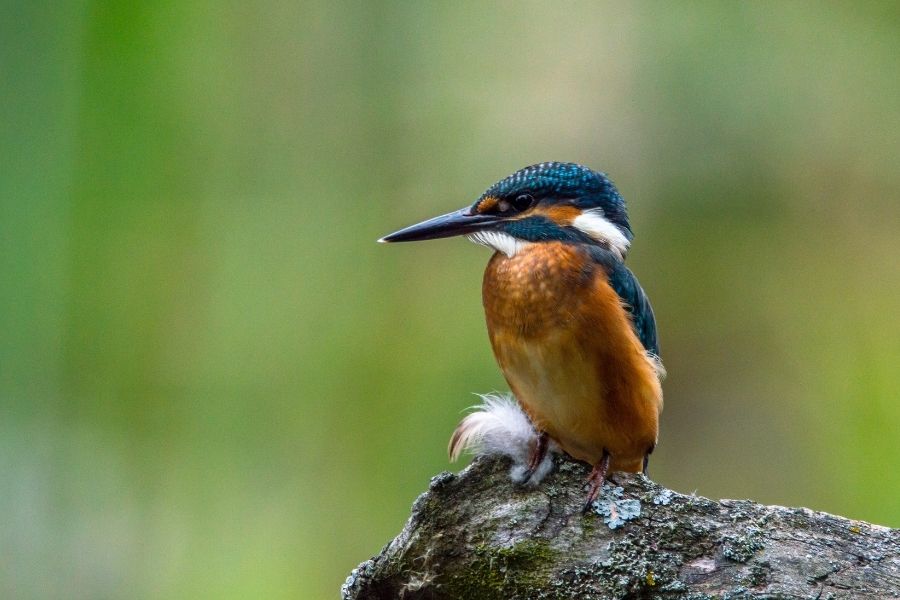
[554,536,684,598]
[651,518,714,556]
[720,527,764,563]
[444,539,557,598]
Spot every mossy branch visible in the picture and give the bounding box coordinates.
[343,456,899,599]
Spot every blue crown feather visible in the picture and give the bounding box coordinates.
[481,162,632,242]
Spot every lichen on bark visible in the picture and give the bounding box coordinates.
[343,456,900,599]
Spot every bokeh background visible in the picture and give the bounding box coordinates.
[3,2,899,598]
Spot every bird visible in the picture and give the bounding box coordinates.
[379,162,664,510]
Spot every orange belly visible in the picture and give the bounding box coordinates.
[482,242,662,472]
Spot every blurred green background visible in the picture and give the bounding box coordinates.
[2,2,899,598]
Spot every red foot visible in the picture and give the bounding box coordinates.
[519,432,548,484]
[582,450,611,513]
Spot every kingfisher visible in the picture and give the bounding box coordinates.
[380,162,664,509]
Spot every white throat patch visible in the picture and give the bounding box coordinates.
[571,208,631,259]
[466,231,527,257]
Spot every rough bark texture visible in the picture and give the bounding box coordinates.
[343,455,899,599]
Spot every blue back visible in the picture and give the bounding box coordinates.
[586,246,659,357]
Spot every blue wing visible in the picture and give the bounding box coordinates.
[587,247,659,357]
[608,262,659,357]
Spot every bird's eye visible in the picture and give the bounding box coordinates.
[511,194,535,212]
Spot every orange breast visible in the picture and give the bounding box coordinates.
[482,242,662,471]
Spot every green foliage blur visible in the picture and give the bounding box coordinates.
[2,2,899,598]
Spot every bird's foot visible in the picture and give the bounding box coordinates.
[518,431,548,485]
[642,443,655,476]
[581,450,611,514]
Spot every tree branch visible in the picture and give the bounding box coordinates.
[343,456,899,599]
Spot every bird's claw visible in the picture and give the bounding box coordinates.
[581,449,611,513]
[519,431,548,485]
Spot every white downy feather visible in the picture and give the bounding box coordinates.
[448,393,557,485]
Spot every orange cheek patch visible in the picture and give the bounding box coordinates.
[475,196,499,214]
[530,204,581,225]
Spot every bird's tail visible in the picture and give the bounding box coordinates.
[448,393,557,485]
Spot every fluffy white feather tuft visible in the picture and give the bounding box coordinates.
[572,208,631,259]
[448,393,557,485]
[647,353,667,381]
[466,231,527,257]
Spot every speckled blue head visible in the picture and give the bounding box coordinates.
[479,162,633,242]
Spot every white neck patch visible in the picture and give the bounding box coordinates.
[466,230,527,257]
[571,208,631,259]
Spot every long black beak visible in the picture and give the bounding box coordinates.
[378,207,500,243]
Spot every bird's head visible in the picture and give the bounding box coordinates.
[379,162,633,258]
